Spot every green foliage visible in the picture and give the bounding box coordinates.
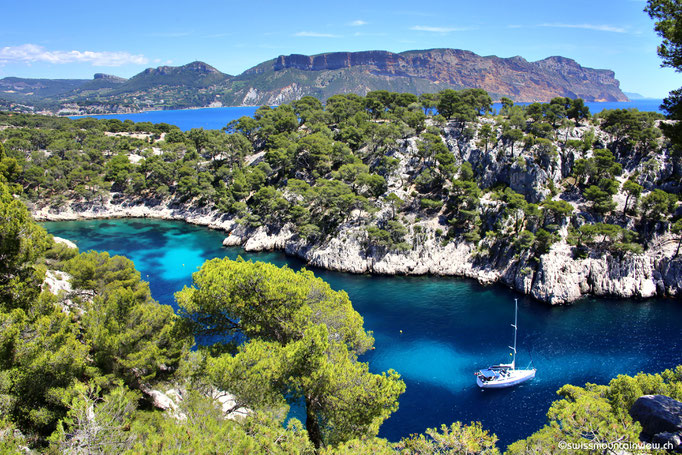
[534,229,556,254]
[395,421,499,455]
[514,230,535,251]
[583,185,617,215]
[509,366,682,455]
[0,418,26,454]
[4,91,670,255]
[0,182,51,311]
[599,109,663,152]
[128,394,314,455]
[64,251,189,385]
[366,220,410,253]
[420,197,444,212]
[176,258,404,448]
[50,382,139,453]
[575,223,643,255]
[622,179,643,215]
[0,291,89,438]
[437,89,492,121]
[541,200,574,225]
[640,189,677,222]
[646,0,682,70]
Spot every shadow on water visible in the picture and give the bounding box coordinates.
[42,219,682,447]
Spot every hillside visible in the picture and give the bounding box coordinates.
[231,49,627,106]
[1,88,682,453]
[0,49,628,114]
[2,89,679,304]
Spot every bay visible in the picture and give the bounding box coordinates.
[71,100,664,132]
[72,106,260,131]
[42,218,682,447]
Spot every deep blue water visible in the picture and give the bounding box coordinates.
[42,219,682,447]
[72,106,259,131]
[71,100,663,132]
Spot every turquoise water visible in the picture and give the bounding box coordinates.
[72,100,664,132]
[42,219,682,447]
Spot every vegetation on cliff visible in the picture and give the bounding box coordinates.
[5,169,681,453]
[2,1,682,452]
[1,86,679,296]
[0,179,499,453]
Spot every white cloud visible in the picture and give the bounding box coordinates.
[0,44,148,66]
[410,25,475,33]
[539,23,627,33]
[348,20,367,26]
[294,31,342,38]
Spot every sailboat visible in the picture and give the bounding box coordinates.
[475,298,536,389]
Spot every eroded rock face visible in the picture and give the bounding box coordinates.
[32,195,682,305]
[265,49,628,102]
[630,395,682,452]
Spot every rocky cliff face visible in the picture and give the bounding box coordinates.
[247,49,628,103]
[32,194,682,305]
[28,112,681,305]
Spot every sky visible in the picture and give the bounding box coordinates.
[0,0,679,98]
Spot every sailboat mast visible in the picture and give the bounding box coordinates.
[512,298,518,369]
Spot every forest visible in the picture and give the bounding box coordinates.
[3,0,682,452]
[1,85,682,452]
[2,88,680,272]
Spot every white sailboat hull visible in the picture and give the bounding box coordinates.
[477,369,536,389]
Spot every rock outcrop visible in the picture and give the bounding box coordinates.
[32,193,682,305]
[144,386,250,421]
[630,395,682,452]
[53,236,77,249]
[243,49,628,103]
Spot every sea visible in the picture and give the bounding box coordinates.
[71,99,665,132]
[41,219,682,448]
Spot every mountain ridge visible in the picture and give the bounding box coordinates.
[0,48,629,114]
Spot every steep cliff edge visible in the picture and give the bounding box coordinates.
[31,196,681,305]
[236,49,627,105]
[12,91,679,305]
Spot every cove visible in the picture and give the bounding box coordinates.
[42,218,682,447]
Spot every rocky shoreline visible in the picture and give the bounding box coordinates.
[32,197,682,305]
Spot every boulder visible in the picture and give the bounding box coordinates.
[630,395,682,436]
[147,389,178,412]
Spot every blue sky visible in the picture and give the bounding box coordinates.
[1,0,678,97]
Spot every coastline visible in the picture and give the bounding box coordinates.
[59,100,664,119]
[64,104,265,118]
[33,196,682,305]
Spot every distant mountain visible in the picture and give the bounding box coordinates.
[0,49,628,114]
[229,49,628,106]
[623,91,656,100]
[115,61,229,93]
[0,77,89,101]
